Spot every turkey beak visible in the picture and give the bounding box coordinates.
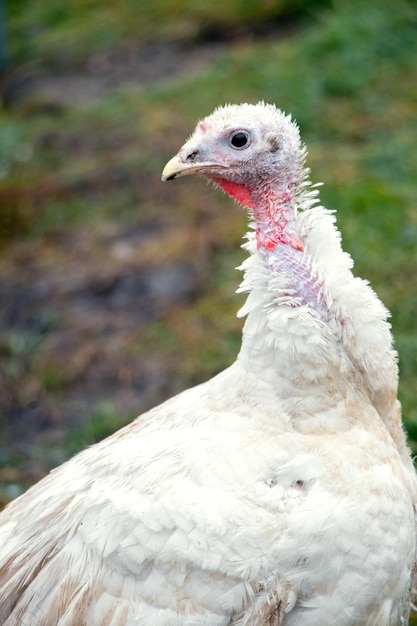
[161,155,195,181]
[161,151,224,182]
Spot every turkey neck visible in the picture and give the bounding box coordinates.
[214,162,408,449]
[249,179,304,254]
[237,163,385,426]
[236,183,338,394]
[235,200,415,473]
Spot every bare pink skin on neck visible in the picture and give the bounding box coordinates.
[213,177,304,252]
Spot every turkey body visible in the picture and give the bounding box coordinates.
[0,365,414,626]
[0,102,416,626]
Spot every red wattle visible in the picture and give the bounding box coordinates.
[213,178,253,209]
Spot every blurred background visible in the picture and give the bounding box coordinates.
[0,0,416,506]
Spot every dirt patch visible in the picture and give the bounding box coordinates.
[0,209,216,492]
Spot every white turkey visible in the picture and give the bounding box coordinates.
[0,101,416,626]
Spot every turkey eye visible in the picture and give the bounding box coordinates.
[229,131,250,149]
